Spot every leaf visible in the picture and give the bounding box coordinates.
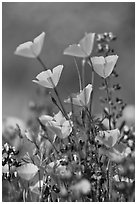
[64,33,95,58]
[17,163,39,181]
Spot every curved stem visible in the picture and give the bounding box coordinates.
[54,87,68,120]
[88,57,95,115]
[73,57,82,91]
[37,56,48,70]
[104,78,111,130]
[82,59,85,89]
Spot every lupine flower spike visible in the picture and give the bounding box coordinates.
[14,32,45,58]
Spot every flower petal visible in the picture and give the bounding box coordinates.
[96,128,120,148]
[78,84,92,106]
[79,33,95,57]
[32,79,54,88]
[104,55,118,78]
[39,115,53,124]
[32,32,45,57]
[64,32,95,58]
[36,70,52,81]
[61,120,72,138]
[53,111,65,125]
[14,32,45,58]
[32,70,54,88]
[14,41,35,58]
[91,55,118,78]
[52,65,64,87]
[64,97,82,106]
[64,44,86,58]
[91,56,106,78]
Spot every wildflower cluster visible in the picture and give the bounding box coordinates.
[2,31,135,202]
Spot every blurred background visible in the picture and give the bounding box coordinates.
[2,2,135,122]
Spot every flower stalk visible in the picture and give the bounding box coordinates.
[88,57,95,114]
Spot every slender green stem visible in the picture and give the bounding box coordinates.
[73,57,82,91]
[37,56,48,70]
[88,57,95,115]
[104,78,111,130]
[38,169,41,202]
[50,93,67,119]
[54,87,68,120]
[104,78,112,201]
[82,59,85,89]
[106,160,113,201]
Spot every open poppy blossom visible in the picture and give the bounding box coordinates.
[96,128,120,148]
[91,55,118,78]
[64,33,95,58]
[99,143,131,163]
[14,32,45,58]
[32,65,63,88]
[39,111,73,139]
[64,84,92,107]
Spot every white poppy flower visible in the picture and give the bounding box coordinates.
[39,111,73,139]
[64,84,92,107]
[91,55,119,78]
[96,128,120,148]
[14,32,45,58]
[64,33,95,58]
[32,65,63,88]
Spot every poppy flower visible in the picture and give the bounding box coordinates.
[64,33,95,58]
[91,55,118,78]
[64,84,92,107]
[96,128,120,148]
[99,144,131,163]
[32,65,63,88]
[39,111,73,139]
[14,32,45,58]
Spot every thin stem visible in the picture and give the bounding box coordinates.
[37,56,48,70]
[106,160,112,201]
[104,78,112,200]
[38,169,41,202]
[88,57,95,115]
[73,57,82,91]
[54,87,68,120]
[50,93,67,119]
[82,59,85,89]
[104,78,111,130]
